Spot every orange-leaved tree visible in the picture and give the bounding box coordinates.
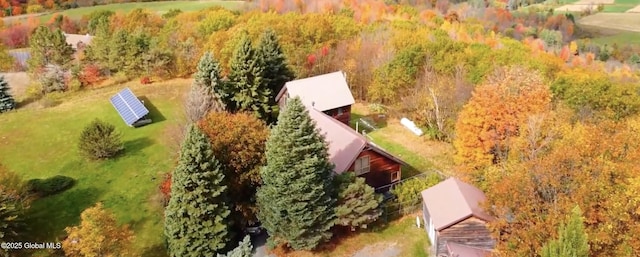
[485,120,640,256]
[62,203,134,257]
[453,66,551,180]
[197,111,269,225]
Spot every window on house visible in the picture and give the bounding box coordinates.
[391,171,400,182]
[354,156,370,175]
[337,107,344,115]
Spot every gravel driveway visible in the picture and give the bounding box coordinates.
[352,242,400,257]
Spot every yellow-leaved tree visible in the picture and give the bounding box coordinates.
[453,66,551,181]
[62,203,134,257]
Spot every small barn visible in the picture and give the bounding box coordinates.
[110,88,152,127]
[306,105,406,189]
[446,242,492,257]
[276,71,354,125]
[63,33,94,50]
[420,178,495,257]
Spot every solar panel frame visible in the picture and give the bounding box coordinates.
[110,88,150,126]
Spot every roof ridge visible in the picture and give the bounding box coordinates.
[452,178,476,218]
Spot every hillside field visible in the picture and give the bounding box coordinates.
[0,80,190,256]
[2,0,246,24]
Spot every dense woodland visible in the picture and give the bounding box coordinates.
[1,0,640,256]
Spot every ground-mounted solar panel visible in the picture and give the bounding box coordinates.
[110,88,151,127]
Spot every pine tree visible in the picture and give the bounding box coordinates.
[540,205,590,257]
[226,34,272,122]
[27,26,74,71]
[334,172,383,231]
[256,97,336,250]
[164,125,232,257]
[216,235,252,257]
[0,76,15,112]
[256,29,295,123]
[185,52,225,123]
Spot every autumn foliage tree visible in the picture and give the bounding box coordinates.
[198,111,269,226]
[453,66,551,180]
[485,120,640,256]
[62,203,134,257]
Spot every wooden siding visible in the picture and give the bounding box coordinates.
[322,105,351,125]
[277,89,288,110]
[348,147,401,189]
[435,217,495,257]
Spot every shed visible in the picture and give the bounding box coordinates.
[420,178,495,256]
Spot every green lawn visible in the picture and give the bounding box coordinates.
[591,31,640,45]
[38,0,245,22]
[602,4,635,12]
[0,80,189,256]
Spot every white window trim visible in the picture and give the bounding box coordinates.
[354,156,370,175]
[391,171,400,182]
[337,107,344,115]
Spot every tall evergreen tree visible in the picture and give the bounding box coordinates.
[226,34,271,122]
[256,29,295,123]
[541,205,590,257]
[164,125,232,257]
[334,172,383,231]
[216,235,252,257]
[27,26,74,71]
[256,97,336,250]
[0,76,15,112]
[185,52,225,122]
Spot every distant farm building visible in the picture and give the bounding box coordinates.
[63,33,93,50]
[110,88,152,127]
[276,71,354,125]
[421,178,495,257]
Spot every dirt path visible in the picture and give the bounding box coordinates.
[352,242,400,257]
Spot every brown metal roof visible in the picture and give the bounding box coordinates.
[421,177,493,231]
[305,105,405,174]
[446,242,492,257]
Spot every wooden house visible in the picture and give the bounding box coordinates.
[306,105,406,189]
[276,71,354,125]
[420,178,495,257]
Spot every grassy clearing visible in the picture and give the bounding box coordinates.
[590,31,640,45]
[37,0,245,22]
[349,103,455,178]
[271,214,430,257]
[0,79,190,256]
[602,4,635,12]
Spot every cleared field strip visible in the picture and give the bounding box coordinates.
[627,5,640,12]
[577,12,640,32]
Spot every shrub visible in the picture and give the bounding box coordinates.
[39,92,62,108]
[159,172,171,205]
[27,175,75,197]
[389,173,442,214]
[79,64,103,86]
[78,119,124,160]
[26,5,44,14]
[38,64,67,93]
[140,76,151,84]
[112,72,129,84]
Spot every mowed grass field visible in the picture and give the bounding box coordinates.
[40,0,245,21]
[578,13,640,33]
[603,0,639,12]
[0,80,190,256]
[0,0,245,24]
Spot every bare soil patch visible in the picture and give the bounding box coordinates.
[577,13,640,32]
[555,4,598,12]
[0,72,30,99]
